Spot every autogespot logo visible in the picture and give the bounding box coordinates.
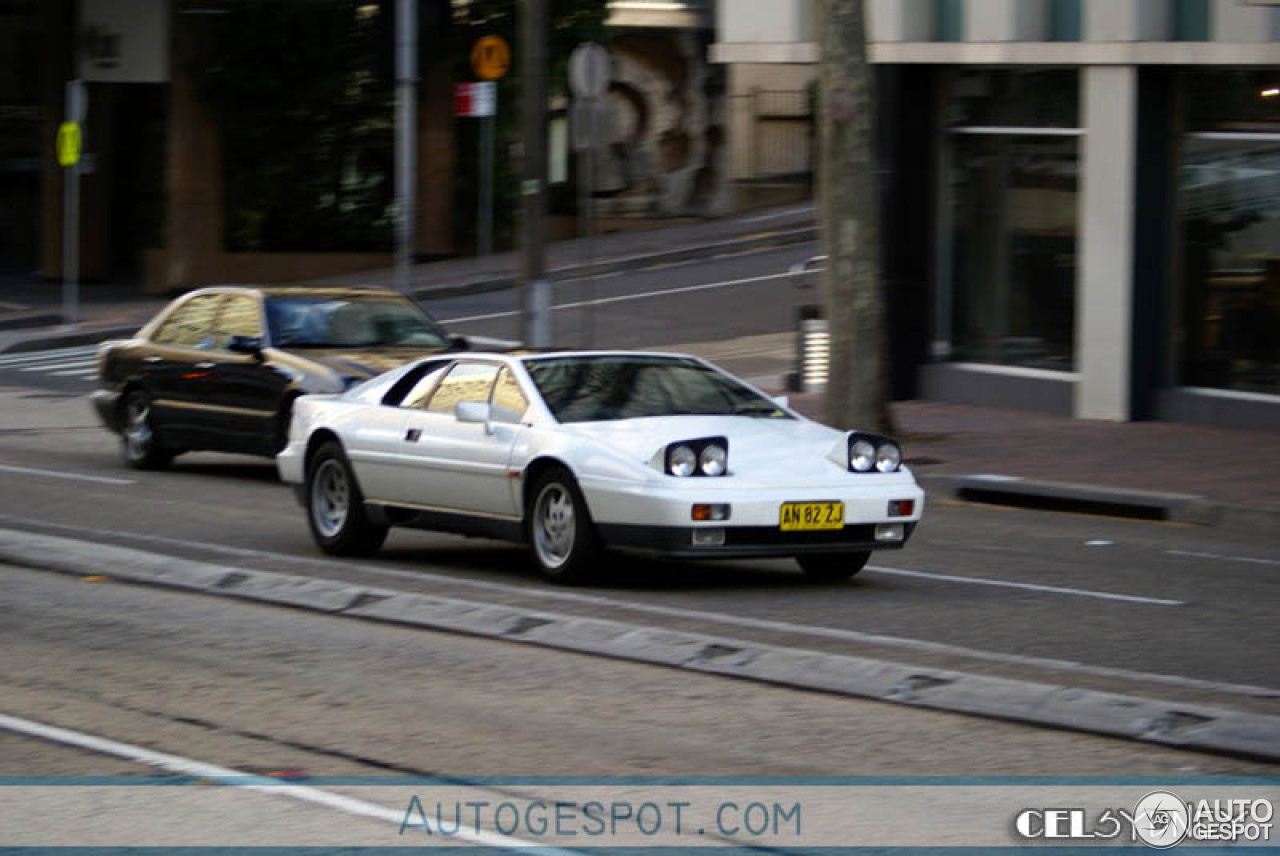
[1132,791,1191,849]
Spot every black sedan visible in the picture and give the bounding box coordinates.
[91,285,477,469]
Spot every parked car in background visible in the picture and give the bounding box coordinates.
[91,285,485,469]
[278,351,924,583]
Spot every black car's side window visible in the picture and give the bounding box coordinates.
[151,294,224,350]
[212,294,264,351]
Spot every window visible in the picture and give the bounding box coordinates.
[212,294,263,350]
[941,70,1081,371]
[425,362,499,414]
[151,294,224,349]
[490,368,530,423]
[1173,0,1211,41]
[1177,71,1280,395]
[401,362,453,409]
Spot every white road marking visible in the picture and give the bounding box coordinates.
[0,712,568,853]
[20,359,94,372]
[863,565,1183,606]
[739,204,817,223]
[0,346,97,367]
[440,270,794,325]
[50,368,99,378]
[1085,540,1113,547]
[4,514,1271,700]
[1166,549,1280,568]
[0,464,134,486]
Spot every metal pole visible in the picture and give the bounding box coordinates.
[394,0,418,294]
[478,113,494,257]
[521,0,551,347]
[585,99,596,350]
[62,80,85,326]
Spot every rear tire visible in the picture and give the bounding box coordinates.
[120,390,174,470]
[796,551,871,582]
[306,441,388,556]
[526,467,601,584]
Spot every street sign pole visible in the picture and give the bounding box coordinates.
[394,0,418,295]
[579,99,596,348]
[479,111,494,257]
[470,38,509,259]
[62,79,86,326]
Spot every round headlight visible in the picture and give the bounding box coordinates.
[669,445,697,477]
[699,444,727,477]
[875,442,902,473]
[850,439,876,472]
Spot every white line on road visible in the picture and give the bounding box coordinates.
[1166,549,1280,568]
[0,346,97,367]
[50,368,98,378]
[0,712,569,854]
[865,565,1184,606]
[0,464,134,486]
[20,359,95,372]
[440,270,794,325]
[739,204,817,223]
[3,514,1270,700]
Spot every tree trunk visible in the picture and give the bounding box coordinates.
[817,0,892,434]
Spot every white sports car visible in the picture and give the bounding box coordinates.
[277,351,924,583]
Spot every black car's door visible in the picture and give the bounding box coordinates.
[206,293,293,454]
[144,292,227,449]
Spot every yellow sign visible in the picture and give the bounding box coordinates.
[57,121,82,167]
[471,36,511,81]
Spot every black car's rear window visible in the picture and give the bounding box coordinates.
[265,296,448,349]
[523,355,790,423]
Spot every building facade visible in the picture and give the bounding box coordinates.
[713,0,1280,429]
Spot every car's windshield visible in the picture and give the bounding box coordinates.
[265,297,449,349]
[524,355,792,423]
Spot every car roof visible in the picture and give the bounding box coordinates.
[187,284,411,300]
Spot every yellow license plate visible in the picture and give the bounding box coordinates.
[779,501,845,531]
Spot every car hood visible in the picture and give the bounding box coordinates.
[565,414,853,480]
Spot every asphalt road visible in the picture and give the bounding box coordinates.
[0,385,1277,722]
[4,564,1276,845]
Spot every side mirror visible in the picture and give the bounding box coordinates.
[454,401,493,433]
[772,395,790,409]
[448,334,471,351]
[227,335,265,360]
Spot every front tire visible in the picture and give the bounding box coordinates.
[120,390,174,470]
[306,441,388,557]
[527,467,601,584]
[796,551,871,582]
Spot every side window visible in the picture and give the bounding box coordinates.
[490,367,529,423]
[151,294,224,349]
[400,361,453,409]
[213,294,263,350]
[424,362,499,414]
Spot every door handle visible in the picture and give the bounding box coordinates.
[142,356,163,364]
[405,428,422,443]
[194,361,216,370]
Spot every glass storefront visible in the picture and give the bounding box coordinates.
[943,70,1080,371]
[1178,71,1280,396]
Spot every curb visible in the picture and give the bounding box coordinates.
[410,226,819,303]
[0,323,140,355]
[1,526,1277,764]
[920,474,1280,530]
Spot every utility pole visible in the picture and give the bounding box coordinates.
[817,0,891,434]
[394,0,418,295]
[520,0,551,347]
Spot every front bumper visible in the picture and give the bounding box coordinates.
[597,521,917,559]
[89,389,121,432]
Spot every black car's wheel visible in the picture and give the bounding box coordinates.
[120,390,174,470]
[306,441,388,556]
[527,467,601,584]
[796,551,871,582]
